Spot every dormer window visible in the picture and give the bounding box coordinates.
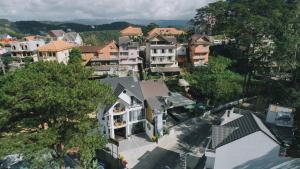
[123,90,126,94]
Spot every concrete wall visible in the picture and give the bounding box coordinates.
[214,131,280,169]
[146,120,154,139]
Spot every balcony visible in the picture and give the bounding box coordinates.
[112,103,126,115]
[114,120,126,128]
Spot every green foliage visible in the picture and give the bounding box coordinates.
[0,61,115,168]
[80,30,120,45]
[185,56,243,105]
[69,48,82,64]
[22,57,34,64]
[142,23,159,35]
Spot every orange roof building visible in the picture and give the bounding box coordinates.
[120,26,143,37]
[147,28,186,37]
[37,40,74,65]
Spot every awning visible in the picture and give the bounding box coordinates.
[168,92,196,108]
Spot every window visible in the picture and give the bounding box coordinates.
[152,57,155,61]
[153,49,157,54]
[12,46,16,50]
[169,49,173,53]
[161,49,165,53]
[160,58,163,62]
[36,44,39,47]
[25,45,28,50]
[168,56,172,61]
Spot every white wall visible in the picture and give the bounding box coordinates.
[214,131,280,169]
[56,50,70,65]
[146,120,154,139]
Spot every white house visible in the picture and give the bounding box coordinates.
[98,77,145,140]
[266,104,294,127]
[37,40,74,65]
[63,32,83,45]
[118,36,142,73]
[146,34,180,74]
[11,40,45,62]
[205,108,281,169]
[98,77,172,141]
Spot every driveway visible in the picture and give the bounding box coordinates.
[120,117,212,169]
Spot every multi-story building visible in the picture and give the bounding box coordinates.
[85,41,123,76]
[11,40,45,62]
[98,77,145,140]
[189,34,212,67]
[98,77,171,140]
[37,40,74,65]
[48,30,65,40]
[205,108,281,169]
[119,36,142,73]
[146,34,180,74]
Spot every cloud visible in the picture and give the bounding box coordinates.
[0,0,215,21]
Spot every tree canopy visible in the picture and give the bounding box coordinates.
[185,56,243,105]
[0,61,115,168]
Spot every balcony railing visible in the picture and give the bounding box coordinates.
[114,120,126,128]
[113,108,126,115]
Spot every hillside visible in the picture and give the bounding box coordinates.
[0,19,140,35]
[80,30,120,46]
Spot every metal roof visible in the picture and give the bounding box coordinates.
[101,76,144,102]
[212,110,280,148]
[168,92,195,108]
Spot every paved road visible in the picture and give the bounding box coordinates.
[120,117,212,169]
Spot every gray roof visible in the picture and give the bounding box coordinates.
[48,30,65,37]
[212,110,280,149]
[63,32,78,42]
[147,96,167,112]
[119,36,139,48]
[140,80,170,99]
[101,76,144,102]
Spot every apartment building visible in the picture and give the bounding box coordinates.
[119,36,142,73]
[146,34,180,74]
[11,40,45,62]
[189,34,212,66]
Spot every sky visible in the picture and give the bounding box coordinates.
[0,0,215,21]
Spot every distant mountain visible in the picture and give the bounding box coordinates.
[67,19,189,28]
[0,19,139,35]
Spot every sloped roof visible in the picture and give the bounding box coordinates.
[101,77,144,102]
[140,80,170,99]
[120,26,143,36]
[190,34,212,45]
[212,110,280,149]
[63,32,78,42]
[146,33,177,44]
[37,40,74,52]
[48,30,65,37]
[148,28,185,36]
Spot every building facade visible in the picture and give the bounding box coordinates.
[189,34,212,67]
[37,40,74,65]
[98,77,145,140]
[119,36,142,73]
[11,40,45,62]
[146,34,180,74]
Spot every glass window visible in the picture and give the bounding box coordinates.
[162,49,165,53]
[169,49,173,53]
[153,49,157,53]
